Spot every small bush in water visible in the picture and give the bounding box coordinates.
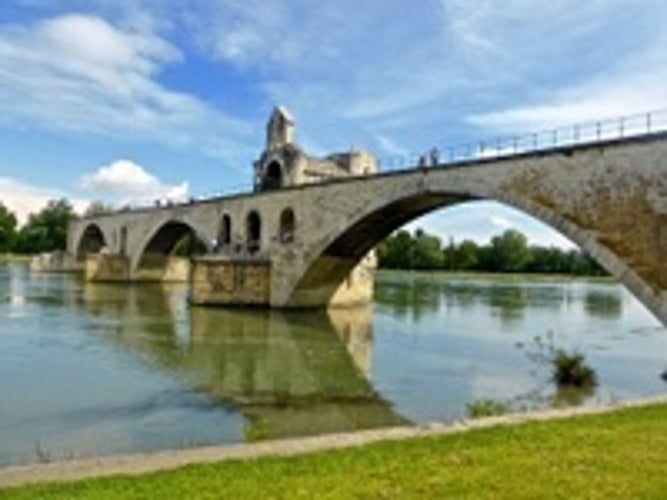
[552,349,597,388]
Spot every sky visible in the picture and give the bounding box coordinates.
[1,0,666,247]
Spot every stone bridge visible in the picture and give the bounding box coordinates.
[67,111,667,325]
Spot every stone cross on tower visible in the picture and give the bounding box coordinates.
[266,106,295,150]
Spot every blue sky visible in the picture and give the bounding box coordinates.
[1,0,666,247]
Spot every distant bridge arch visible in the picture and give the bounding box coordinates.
[133,219,208,281]
[76,223,107,260]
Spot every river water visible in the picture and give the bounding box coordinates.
[1,262,665,466]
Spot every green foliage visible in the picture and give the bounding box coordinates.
[13,199,76,254]
[445,238,479,270]
[0,202,18,253]
[487,229,530,272]
[551,349,598,388]
[378,228,606,276]
[409,229,443,269]
[519,332,598,390]
[244,418,269,442]
[376,230,415,269]
[466,398,512,418]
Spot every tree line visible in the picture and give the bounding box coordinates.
[0,199,76,254]
[377,228,606,276]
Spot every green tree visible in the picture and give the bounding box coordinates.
[410,229,443,269]
[565,249,606,276]
[487,229,530,272]
[377,226,605,277]
[14,199,77,253]
[525,246,568,273]
[0,202,18,253]
[377,230,415,269]
[447,239,480,271]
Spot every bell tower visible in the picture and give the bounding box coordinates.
[266,106,295,150]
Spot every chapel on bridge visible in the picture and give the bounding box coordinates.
[253,106,378,191]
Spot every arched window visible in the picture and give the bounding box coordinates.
[279,208,295,244]
[262,161,283,190]
[246,211,261,254]
[218,214,232,251]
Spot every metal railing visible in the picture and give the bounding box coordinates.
[379,108,667,172]
[117,109,667,214]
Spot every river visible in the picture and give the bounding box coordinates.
[1,262,665,466]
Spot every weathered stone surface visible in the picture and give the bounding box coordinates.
[190,257,271,306]
[84,254,129,282]
[30,251,79,273]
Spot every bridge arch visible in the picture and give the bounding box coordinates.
[289,190,469,306]
[76,223,107,260]
[246,210,261,254]
[133,220,207,281]
[287,177,656,319]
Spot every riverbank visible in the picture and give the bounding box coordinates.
[2,396,666,497]
[0,254,30,264]
[375,268,615,283]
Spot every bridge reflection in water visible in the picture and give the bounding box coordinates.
[4,263,666,466]
[80,282,407,441]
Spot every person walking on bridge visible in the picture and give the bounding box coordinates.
[430,147,440,167]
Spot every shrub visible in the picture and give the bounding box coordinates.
[244,418,269,442]
[466,398,512,419]
[551,349,597,388]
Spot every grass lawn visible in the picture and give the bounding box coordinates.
[2,403,667,499]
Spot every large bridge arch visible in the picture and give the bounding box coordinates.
[288,191,470,307]
[284,150,667,324]
[288,187,627,304]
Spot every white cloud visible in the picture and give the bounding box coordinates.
[489,216,512,230]
[0,13,251,159]
[180,0,667,159]
[462,1,667,133]
[79,159,188,206]
[374,134,410,159]
[190,2,289,66]
[187,1,458,131]
[467,71,667,133]
[0,177,88,226]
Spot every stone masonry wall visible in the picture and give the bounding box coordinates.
[190,257,271,306]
